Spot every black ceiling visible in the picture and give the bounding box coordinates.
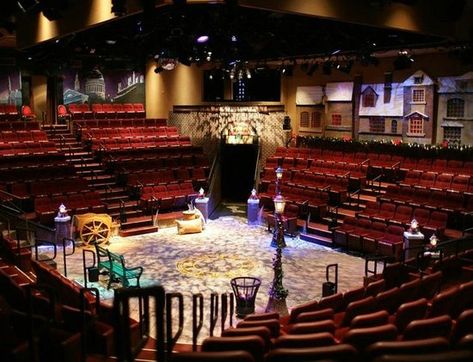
[3,1,469,73]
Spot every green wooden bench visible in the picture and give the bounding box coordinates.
[94,243,143,289]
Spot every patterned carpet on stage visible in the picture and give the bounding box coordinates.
[52,205,366,344]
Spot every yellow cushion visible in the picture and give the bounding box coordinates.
[176,218,203,235]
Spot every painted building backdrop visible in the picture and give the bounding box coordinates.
[62,68,145,105]
[0,70,22,106]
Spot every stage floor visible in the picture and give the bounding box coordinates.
[53,204,366,344]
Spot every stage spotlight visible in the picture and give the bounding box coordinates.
[196,35,209,43]
[17,0,38,12]
[281,65,293,76]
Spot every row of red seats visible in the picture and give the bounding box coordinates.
[260,183,328,208]
[379,186,473,216]
[127,167,207,188]
[285,284,473,341]
[186,336,471,361]
[308,160,366,181]
[0,121,40,130]
[335,220,405,259]
[91,102,145,118]
[265,157,367,177]
[73,117,166,130]
[0,129,48,143]
[401,171,473,192]
[0,255,142,360]
[139,181,198,211]
[68,103,145,120]
[107,150,208,167]
[262,161,364,186]
[100,145,202,162]
[288,272,472,326]
[0,152,65,172]
[82,125,179,141]
[287,171,349,194]
[112,154,209,174]
[358,202,448,236]
[0,141,58,158]
[275,146,473,175]
[0,270,85,361]
[191,272,473,362]
[0,104,19,121]
[92,136,191,152]
[35,192,105,225]
[259,174,349,208]
[10,177,89,200]
[275,147,370,165]
[0,163,74,184]
[399,157,472,174]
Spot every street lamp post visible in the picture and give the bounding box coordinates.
[266,167,289,316]
[271,167,286,248]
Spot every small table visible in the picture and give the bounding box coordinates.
[194,197,209,222]
[403,231,425,260]
[247,198,260,225]
[182,210,196,220]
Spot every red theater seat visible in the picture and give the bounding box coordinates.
[402,315,452,341]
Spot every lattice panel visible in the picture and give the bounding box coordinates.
[168,110,289,168]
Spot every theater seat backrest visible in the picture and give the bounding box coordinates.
[264,344,358,362]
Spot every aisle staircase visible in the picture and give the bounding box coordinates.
[42,124,158,237]
[299,182,386,247]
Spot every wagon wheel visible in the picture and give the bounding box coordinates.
[80,220,110,246]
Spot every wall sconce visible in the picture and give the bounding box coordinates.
[410,218,418,233]
[250,188,258,200]
[429,234,438,249]
[198,187,205,199]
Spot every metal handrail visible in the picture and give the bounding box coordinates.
[0,188,24,201]
[229,292,234,327]
[59,134,66,149]
[349,188,361,207]
[364,256,388,277]
[113,286,166,362]
[34,239,57,262]
[209,292,219,337]
[119,199,127,224]
[192,293,204,351]
[165,293,184,357]
[82,249,96,288]
[370,174,383,194]
[221,293,228,335]
[62,237,76,277]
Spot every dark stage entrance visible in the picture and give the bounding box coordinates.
[221,141,259,202]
